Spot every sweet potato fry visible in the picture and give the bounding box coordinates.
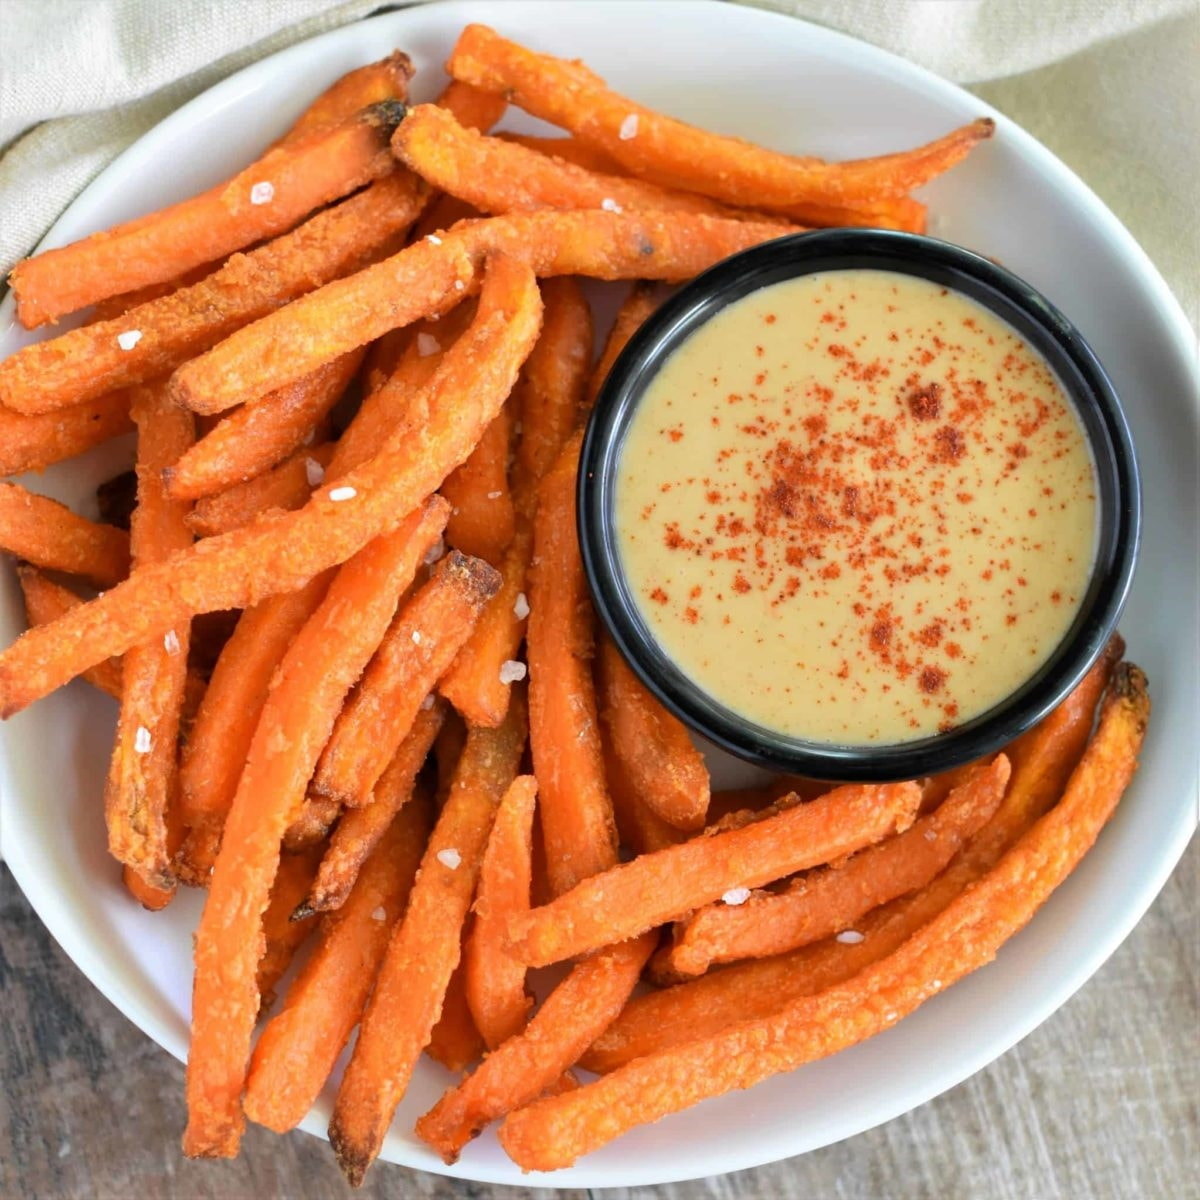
[168,209,784,415]
[393,104,762,221]
[437,79,508,133]
[427,952,486,1075]
[527,433,619,897]
[464,775,538,1049]
[10,102,408,329]
[16,566,123,698]
[0,483,130,587]
[498,133,625,175]
[174,580,332,885]
[501,665,1148,1169]
[312,551,501,807]
[586,282,659,407]
[448,25,993,212]
[0,255,543,715]
[438,278,592,728]
[662,756,1009,975]
[90,262,223,322]
[282,796,342,852]
[280,52,414,145]
[509,781,921,967]
[596,635,709,831]
[328,692,528,1186]
[255,848,323,1012]
[603,739,687,856]
[164,352,361,502]
[185,443,335,538]
[244,795,430,1133]
[0,172,426,416]
[418,931,655,1163]
[104,384,195,890]
[441,403,515,564]
[301,701,445,916]
[583,642,1121,1072]
[183,498,448,1158]
[0,390,134,477]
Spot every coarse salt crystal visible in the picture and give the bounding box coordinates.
[426,234,443,245]
[722,887,751,906]
[499,660,527,684]
[513,592,530,620]
[411,630,422,645]
[454,279,465,291]
[163,630,181,655]
[304,457,325,487]
[423,538,445,565]
[328,486,356,502]
[486,490,502,499]
[420,694,436,710]
[116,330,142,351]
[133,726,152,754]
[250,181,275,205]
[619,113,639,140]
[437,848,462,870]
[600,197,623,213]
[417,332,440,356]
[930,978,943,989]
[836,930,865,944]
[924,830,938,841]
[885,1011,898,1022]
[371,906,387,921]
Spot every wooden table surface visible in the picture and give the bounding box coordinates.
[1,842,1195,1200]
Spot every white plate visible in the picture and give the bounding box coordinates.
[0,0,1196,1189]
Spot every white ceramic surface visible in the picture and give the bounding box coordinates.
[0,1,1195,1188]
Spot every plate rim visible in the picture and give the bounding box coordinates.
[1,0,1196,1188]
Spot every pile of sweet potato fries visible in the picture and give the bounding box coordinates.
[0,25,1146,1182]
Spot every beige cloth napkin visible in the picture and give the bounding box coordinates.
[0,0,1196,330]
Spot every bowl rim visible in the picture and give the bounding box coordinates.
[579,228,1142,780]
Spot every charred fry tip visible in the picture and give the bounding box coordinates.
[289,902,314,923]
[1110,662,1150,724]
[328,1126,369,1188]
[386,49,416,82]
[364,99,409,133]
[439,549,503,602]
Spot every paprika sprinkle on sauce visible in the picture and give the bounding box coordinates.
[615,269,1098,745]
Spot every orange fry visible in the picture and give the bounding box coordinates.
[313,551,501,808]
[583,641,1122,1072]
[418,931,655,1164]
[441,402,515,564]
[255,848,323,1012]
[163,352,360,502]
[663,756,1009,975]
[448,25,992,212]
[586,282,659,407]
[185,443,335,538]
[329,692,528,1186]
[282,795,342,852]
[438,278,593,728]
[509,781,921,968]
[183,498,447,1158]
[0,390,134,477]
[301,701,446,915]
[437,79,508,134]
[464,775,538,1049]
[0,172,425,416]
[11,102,407,329]
[244,796,430,1134]
[596,635,709,832]
[168,209,785,415]
[0,482,130,587]
[280,51,413,145]
[501,665,1148,1170]
[528,433,619,897]
[427,953,486,1075]
[393,104,758,219]
[104,384,195,890]
[0,254,543,715]
[604,737,687,856]
[498,133,626,175]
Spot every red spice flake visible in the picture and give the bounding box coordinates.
[666,428,684,443]
[931,424,967,463]
[944,641,963,659]
[906,382,942,421]
[1008,441,1029,459]
[763,313,777,324]
[683,606,699,625]
[732,572,751,594]
[705,489,721,504]
[819,562,841,580]
[1050,590,1063,603]
[784,545,806,568]
[1005,613,1019,626]
[827,343,849,358]
[649,587,669,604]
[916,621,944,648]
[870,619,893,650]
[755,344,765,358]
[689,585,703,600]
[836,661,850,679]
[803,413,828,438]
[918,666,947,694]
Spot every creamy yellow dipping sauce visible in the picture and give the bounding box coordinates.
[616,269,1098,745]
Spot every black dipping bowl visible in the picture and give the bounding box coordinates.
[579,230,1141,781]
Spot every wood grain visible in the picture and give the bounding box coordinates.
[0,846,1195,1199]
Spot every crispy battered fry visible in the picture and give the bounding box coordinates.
[280,52,414,145]
[256,848,323,1011]
[0,390,134,477]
